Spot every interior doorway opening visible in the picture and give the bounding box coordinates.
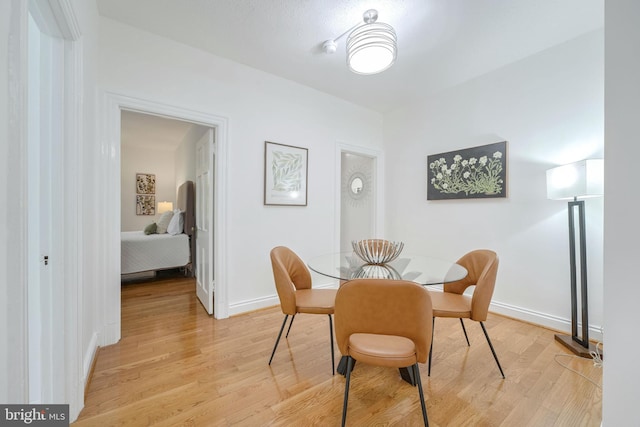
[337,144,384,253]
[119,110,216,315]
[103,92,229,348]
[340,152,376,251]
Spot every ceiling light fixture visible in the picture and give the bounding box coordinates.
[323,9,397,75]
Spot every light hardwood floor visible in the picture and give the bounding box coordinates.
[74,276,602,426]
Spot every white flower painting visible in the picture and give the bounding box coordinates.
[427,141,507,200]
[264,141,308,206]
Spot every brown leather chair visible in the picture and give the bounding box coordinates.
[268,246,337,374]
[335,279,432,427]
[427,249,505,378]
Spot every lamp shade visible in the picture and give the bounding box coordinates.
[546,159,604,200]
[158,201,173,214]
[346,10,397,75]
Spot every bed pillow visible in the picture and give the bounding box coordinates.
[156,211,174,234]
[167,209,184,235]
[143,222,157,235]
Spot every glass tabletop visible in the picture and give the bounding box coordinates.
[307,252,468,285]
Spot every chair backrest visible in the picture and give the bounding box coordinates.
[270,246,312,315]
[443,250,499,321]
[335,279,433,364]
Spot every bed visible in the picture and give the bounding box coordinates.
[121,180,196,276]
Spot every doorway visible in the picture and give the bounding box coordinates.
[120,110,215,314]
[337,144,384,252]
[102,93,229,347]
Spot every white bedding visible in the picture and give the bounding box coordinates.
[121,231,190,275]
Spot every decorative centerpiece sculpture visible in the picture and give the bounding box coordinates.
[351,239,404,265]
[352,264,402,280]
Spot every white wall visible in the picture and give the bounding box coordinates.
[0,0,28,403]
[96,17,383,313]
[121,146,177,231]
[175,124,205,187]
[384,30,604,336]
[603,1,640,425]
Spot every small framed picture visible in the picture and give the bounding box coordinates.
[264,141,308,206]
[136,173,156,194]
[136,195,156,215]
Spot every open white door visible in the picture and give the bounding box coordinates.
[195,129,215,314]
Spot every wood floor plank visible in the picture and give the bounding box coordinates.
[74,276,602,426]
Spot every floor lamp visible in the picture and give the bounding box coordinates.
[546,159,603,358]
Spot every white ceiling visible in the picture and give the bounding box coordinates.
[97,0,603,114]
[120,110,201,150]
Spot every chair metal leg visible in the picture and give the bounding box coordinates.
[460,318,470,346]
[341,356,354,427]
[480,321,505,378]
[268,315,289,365]
[285,314,296,338]
[329,314,335,375]
[428,317,434,376]
[413,363,429,427]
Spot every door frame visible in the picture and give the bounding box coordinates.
[335,142,385,253]
[101,93,230,345]
[24,0,83,416]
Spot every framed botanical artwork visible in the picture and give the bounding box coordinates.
[136,195,156,215]
[264,141,308,206]
[136,173,156,194]
[427,141,507,200]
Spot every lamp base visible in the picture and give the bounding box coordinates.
[554,334,601,359]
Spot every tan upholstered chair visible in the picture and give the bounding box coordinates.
[427,249,504,378]
[335,279,432,427]
[268,246,337,374]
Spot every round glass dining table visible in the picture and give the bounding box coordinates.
[307,251,468,383]
[307,252,468,285]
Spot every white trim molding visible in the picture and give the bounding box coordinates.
[228,281,339,316]
[99,92,230,349]
[3,0,29,405]
[82,332,99,384]
[489,300,603,342]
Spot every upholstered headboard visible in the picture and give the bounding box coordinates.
[177,180,195,237]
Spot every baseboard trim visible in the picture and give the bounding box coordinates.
[489,300,603,342]
[228,281,339,316]
[84,346,100,399]
[83,332,98,380]
[101,322,120,347]
[227,286,602,342]
[229,295,279,316]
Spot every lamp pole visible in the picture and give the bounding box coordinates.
[554,197,598,357]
